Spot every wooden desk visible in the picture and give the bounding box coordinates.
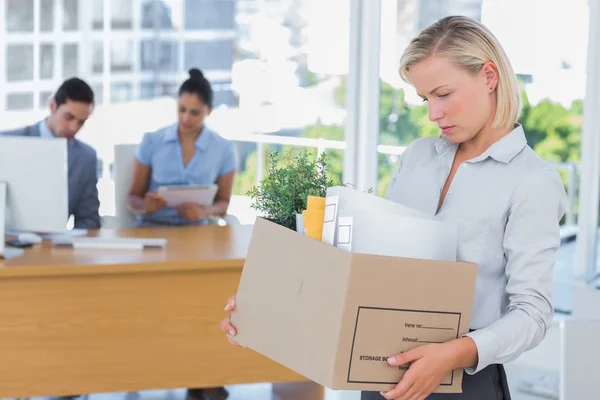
[0,225,322,399]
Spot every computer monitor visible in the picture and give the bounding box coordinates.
[0,135,69,259]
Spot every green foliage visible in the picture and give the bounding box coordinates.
[247,150,338,230]
[233,151,259,196]
[519,88,583,162]
[303,124,344,184]
[335,77,438,147]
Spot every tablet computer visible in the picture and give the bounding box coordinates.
[157,184,218,206]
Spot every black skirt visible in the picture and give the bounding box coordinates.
[360,364,511,400]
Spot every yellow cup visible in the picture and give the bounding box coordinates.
[303,208,325,241]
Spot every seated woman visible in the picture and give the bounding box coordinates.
[128,68,236,229]
[128,69,233,400]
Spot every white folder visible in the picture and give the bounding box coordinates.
[335,209,457,262]
[321,186,432,246]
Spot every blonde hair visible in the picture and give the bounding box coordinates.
[399,16,521,129]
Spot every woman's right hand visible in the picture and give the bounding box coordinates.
[220,296,244,347]
[143,192,167,213]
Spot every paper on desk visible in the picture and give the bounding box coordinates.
[4,228,88,240]
[40,229,88,240]
[158,185,218,206]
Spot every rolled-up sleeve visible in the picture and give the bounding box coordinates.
[464,166,567,374]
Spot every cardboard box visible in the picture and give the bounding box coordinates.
[231,218,477,393]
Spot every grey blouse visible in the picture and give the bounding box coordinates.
[385,124,567,374]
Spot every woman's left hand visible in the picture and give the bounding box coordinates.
[381,338,474,400]
[176,203,208,222]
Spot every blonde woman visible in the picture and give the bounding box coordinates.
[221,16,567,399]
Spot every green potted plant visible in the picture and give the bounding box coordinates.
[247,149,339,231]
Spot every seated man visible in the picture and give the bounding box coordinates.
[0,78,100,230]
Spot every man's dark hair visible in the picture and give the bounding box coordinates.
[54,77,95,107]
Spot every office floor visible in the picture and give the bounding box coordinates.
[1,380,564,400]
[6,385,275,400]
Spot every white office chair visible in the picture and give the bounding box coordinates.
[112,144,240,228]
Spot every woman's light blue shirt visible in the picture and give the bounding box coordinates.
[385,125,567,375]
[135,123,237,226]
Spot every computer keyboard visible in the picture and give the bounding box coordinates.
[52,236,167,250]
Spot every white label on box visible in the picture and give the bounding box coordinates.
[321,195,339,245]
[336,216,353,252]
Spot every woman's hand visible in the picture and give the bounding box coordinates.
[143,192,167,213]
[176,203,208,222]
[220,296,244,347]
[381,338,477,400]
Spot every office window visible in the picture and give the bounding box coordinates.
[112,0,133,29]
[159,42,178,72]
[142,0,180,30]
[92,0,104,29]
[6,0,34,32]
[111,40,133,72]
[91,42,104,73]
[185,0,235,30]
[140,81,178,99]
[111,82,133,102]
[63,44,79,78]
[63,0,79,30]
[140,81,156,99]
[213,87,236,107]
[140,40,178,72]
[41,0,55,32]
[6,45,34,82]
[184,40,233,71]
[40,44,55,80]
[417,0,481,29]
[6,93,34,111]
[92,84,104,105]
[140,41,153,71]
[141,0,154,28]
[158,82,178,97]
[39,91,53,108]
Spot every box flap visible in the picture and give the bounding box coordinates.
[231,218,352,387]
